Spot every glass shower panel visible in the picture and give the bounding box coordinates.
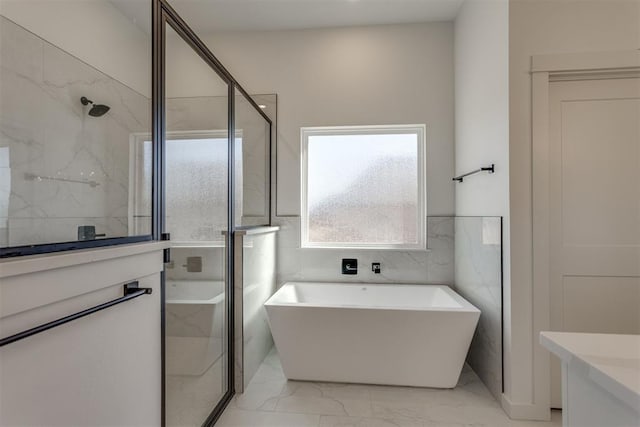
[234,89,271,226]
[0,2,152,252]
[164,23,229,427]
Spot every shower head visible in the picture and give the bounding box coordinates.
[80,96,110,117]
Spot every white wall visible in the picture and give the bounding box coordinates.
[203,23,455,216]
[508,0,639,419]
[199,23,456,286]
[454,0,510,410]
[0,0,151,97]
[165,31,229,98]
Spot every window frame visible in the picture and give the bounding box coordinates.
[300,124,427,250]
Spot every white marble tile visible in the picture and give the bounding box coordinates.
[238,232,277,390]
[0,16,43,83]
[1,16,151,247]
[166,247,225,281]
[217,408,320,427]
[420,404,516,426]
[454,217,502,400]
[312,383,373,401]
[319,415,424,427]
[7,217,114,246]
[275,381,372,417]
[275,394,373,417]
[232,382,282,411]
[166,357,227,427]
[273,216,454,286]
[426,216,454,284]
[222,349,562,427]
[370,400,433,421]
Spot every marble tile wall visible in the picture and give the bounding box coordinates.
[0,146,10,246]
[273,216,454,286]
[0,16,151,247]
[234,229,277,392]
[165,246,225,281]
[454,216,502,400]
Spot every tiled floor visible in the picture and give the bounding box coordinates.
[217,348,562,427]
[167,357,225,426]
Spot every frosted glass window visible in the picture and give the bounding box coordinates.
[131,132,242,242]
[301,125,426,249]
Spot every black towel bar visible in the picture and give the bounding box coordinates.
[0,281,152,347]
[453,164,495,183]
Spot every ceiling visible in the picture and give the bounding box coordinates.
[110,0,464,34]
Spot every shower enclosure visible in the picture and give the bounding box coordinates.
[157,2,273,425]
[0,0,272,425]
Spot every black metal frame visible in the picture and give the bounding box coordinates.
[155,1,272,425]
[500,216,504,394]
[452,164,495,183]
[0,281,152,347]
[0,235,153,258]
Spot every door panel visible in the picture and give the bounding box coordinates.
[563,276,640,333]
[164,23,230,426]
[549,77,640,408]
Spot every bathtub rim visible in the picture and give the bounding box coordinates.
[266,281,480,313]
[165,279,225,305]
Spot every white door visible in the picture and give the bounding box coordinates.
[548,76,640,408]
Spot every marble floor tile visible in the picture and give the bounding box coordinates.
[216,408,320,427]
[216,347,562,427]
[231,382,282,411]
[275,395,373,417]
[319,415,424,427]
[166,357,225,427]
[370,399,433,421]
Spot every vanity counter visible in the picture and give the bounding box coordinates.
[540,331,640,427]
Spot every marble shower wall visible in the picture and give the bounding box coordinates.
[454,216,502,400]
[0,16,151,247]
[234,228,278,392]
[274,216,454,285]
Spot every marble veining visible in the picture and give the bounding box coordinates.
[234,231,277,392]
[273,216,454,286]
[454,217,503,400]
[0,16,151,247]
[217,347,561,427]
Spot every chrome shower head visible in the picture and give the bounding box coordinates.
[80,96,110,117]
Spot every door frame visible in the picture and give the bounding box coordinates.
[152,1,273,425]
[531,49,640,413]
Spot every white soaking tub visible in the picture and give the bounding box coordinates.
[264,282,480,388]
[165,280,225,376]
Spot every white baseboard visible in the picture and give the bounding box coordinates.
[501,394,551,421]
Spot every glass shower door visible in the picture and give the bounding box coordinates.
[163,23,231,427]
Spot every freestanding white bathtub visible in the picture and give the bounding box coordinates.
[264,282,480,388]
[165,280,225,376]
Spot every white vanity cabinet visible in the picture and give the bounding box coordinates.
[541,332,640,427]
[0,243,166,426]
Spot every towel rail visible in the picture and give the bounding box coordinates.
[0,281,152,347]
[453,164,495,183]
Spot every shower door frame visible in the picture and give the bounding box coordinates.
[152,1,273,425]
